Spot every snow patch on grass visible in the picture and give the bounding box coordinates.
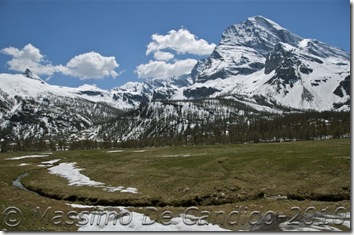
[48,162,104,187]
[70,205,229,231]
[38,159,61,167]
[279,212,350,231]
[133,150,147,153]
[48,162,138,194]
[107,150,124,153]
[6,155,49,160]
[18,163,30,166]
[103,186,138,194]
[41,159,61,165]
[66,203,96,209]
[163,154,191,158]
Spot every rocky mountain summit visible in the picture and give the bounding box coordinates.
[185,16,350,111]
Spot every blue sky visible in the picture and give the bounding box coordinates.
[0,0,350,89]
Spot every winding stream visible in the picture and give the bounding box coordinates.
[11,171,350,232]
[12,171,39,196]
[13,172,29,191]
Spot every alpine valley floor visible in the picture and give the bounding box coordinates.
[0,138,350,231]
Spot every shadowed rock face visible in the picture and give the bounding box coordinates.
[183,87,220,99]
[333,75,350,98]
[264,43,293,75]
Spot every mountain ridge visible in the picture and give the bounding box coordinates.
[0,15,350,145]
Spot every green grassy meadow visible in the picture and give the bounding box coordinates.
[0,139,350,231]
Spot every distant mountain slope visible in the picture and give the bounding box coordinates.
[0,73,123,140]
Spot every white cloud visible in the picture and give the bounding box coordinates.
[146,28,216,56]
[137,28,215,79]
[135,59,197,79]
[2,44,42,62]
[153,51,174,61]
[1,44,119,80]
[64,52,119,79]
[1,43,62,76]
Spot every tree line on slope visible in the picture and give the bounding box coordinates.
[0,110,350,152]
[114,111,350,148]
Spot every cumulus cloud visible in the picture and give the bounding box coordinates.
[153,51,174,61]
[64,52,119,79]
[1,44,119,80]
[1,43,62,76]
[146,28,216,56]
[135,59,197,79]
[136,28,215,79]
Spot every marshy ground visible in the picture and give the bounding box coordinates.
[0,138,350,231]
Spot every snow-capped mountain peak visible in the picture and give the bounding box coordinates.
[247,15,285,31]
[185,15,350,111]
[220,15,303,52]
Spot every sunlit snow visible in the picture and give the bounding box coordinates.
[48,162,138,193]
[65,204,229,231]
[6,155,49,160]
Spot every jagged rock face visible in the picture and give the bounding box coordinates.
[183,87,220,99]
[265,43,301,88]
[333,75,350,98]
[265,43,294,74]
